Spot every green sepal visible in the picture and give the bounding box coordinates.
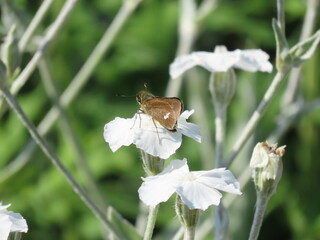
[289,30,320,67]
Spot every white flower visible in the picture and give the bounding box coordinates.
[170,46,273,79]
[138,159,242,210]
[104,110,201,159]
[0,202,28,240]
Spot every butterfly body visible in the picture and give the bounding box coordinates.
[136,91,183,132]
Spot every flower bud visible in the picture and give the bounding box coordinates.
[175,195,200,228]
[209,46,237,108]
[250,141,285,195]
[140,150,164,176]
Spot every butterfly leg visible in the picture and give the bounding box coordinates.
[151,118,161,145]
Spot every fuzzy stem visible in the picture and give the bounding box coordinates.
[183,226,196,240]
[225,70,288,167]
[277,0,286,34]
[0,84,124,240]
[248,193,270,240]
[214,104,226,168]
[143,205,159,240]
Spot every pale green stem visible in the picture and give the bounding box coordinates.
[214,104,226,168]
[165,0,216,97]
[186,71,214,169]
[183,226,195,240]
[248,193,270,240]
[269,98,320,142]
[38,58,108,211]
[11,0,78,96]
[0,84,124,240]
[0,0,142,182]
[18,0,55,51]
[165,0,197,97]
[282,0,319,106]
[277,0,286,34]
[225,70,288,167]
[138,151,163,236]
[135,202,149,235]
[143,205,159,240]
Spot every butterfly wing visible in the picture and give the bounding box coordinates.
[142,97,183,131]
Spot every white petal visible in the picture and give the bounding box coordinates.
[194,168,242,195]
[170,52,240,78]
[161,159,189,175]
[0,215,11,240]
[170,54,202,79]
[178,110,201,143]
[250,143,269,168]
[134,115,182,159]
[138,159,190,207]
[0,203,28,240]
[192,52,239,72]
[0,204,10,211]
[176,180,222,210]
[103,116,136,152]
[138,173,177,207]
[233,49,273,72]
[7,211,28,232]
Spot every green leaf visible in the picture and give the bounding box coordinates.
[290,30,320,67]
[272,18,291,71]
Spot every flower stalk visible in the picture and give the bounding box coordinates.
[143,205,159,240]
[175,195,200,240]
[0,66,124,240]
[249,141,285,240]
[248,192,270,240]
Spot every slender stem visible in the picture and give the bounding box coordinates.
[11,0,78,96]
[165,0,197,97]
[38,58,108,211]
[19,0,55,51]
[183,226,195,240]
[282,0,319,106]
[0,0,142,181]
[248,193,270,240]
[0,84,124,240]
[277,0,286,34]
[225,70,288,167]
[143,205,159,240]
[214,104,226,168]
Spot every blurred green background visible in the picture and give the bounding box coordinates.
[0,0,319,239]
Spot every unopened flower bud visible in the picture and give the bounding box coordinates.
[250,141,285,195]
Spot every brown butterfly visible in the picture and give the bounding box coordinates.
[136,91,183,132]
